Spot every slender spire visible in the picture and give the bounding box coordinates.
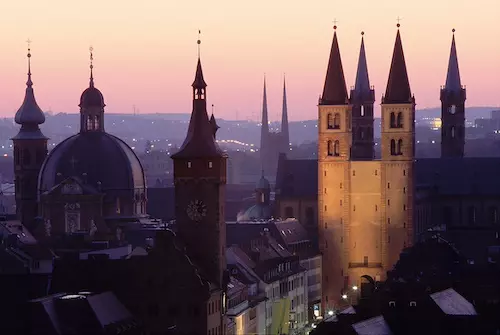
[89,46,94,88]
[14,40,46,126]
[281,74,290,152]
[445,29,462,93]
[321,25,348,105]
[172,35,222,159]
[384,24,412,104]
[260,75,269,146]
[353,32,371,99]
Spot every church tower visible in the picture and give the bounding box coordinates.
[441,29,465,158]
[260,77,269,167]
[380,25,415,270]
[317,25,352,311]
[350,33,375,160]
[171,41,227,288]
[281,77,290,154]
[12,45,48,227]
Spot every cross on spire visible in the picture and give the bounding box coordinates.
[89,46,94,87]
[397,16,402,28]
[333,18,338,29]
[26,39,33,87]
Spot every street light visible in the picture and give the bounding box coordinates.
[342,294,348,300]
[352,285,358,291]
[327,310,334,316]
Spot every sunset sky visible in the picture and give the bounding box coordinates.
[0,0,499,121]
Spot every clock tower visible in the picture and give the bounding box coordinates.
[171,50,227,288]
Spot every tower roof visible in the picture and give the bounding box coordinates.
[281,75,289,147]
[353,33,371,99]
[172,55,223,159]
[210,112,220,138]
[445,30,462,94]
[79,48,105,108]
[192,58,207,89]
[321,28,348,105]
[384,28,412,104]
[15,46,46,126]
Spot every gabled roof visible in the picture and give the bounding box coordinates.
[320,29,349,105]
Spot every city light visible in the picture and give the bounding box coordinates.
[342,294,348,300]
[352,286,358,291]
[327,310,334,316]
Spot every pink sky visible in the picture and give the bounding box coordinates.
[0,0,499,121]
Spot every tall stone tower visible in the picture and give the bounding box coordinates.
[380,25,415,271]
[441,29,465,158]
[12,46,48,228]
[171,51,228,289]
[318,26,414,312]
[350,33,375,160]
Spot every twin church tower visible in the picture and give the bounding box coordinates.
[318,25,465,310]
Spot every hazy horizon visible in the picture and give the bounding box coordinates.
[1,0,499,121]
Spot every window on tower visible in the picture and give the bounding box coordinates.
[94,115,100,130]
[390,139,396,155]
[333,113,341,129]
[86,115,94,131]
[333,140,340,156]
[397,139,403,155]
[449,105,456,114]
[390,112,396,128]
[23,148,31,165]
[327,140,333,156]
[396,112,403,128]
[451,126,456,138]
[360,105,365,117]
[327,113,334,129]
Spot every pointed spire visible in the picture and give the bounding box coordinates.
[172,36,222,159]
[281,75,290,152]
[445,29,462,94]
[192,31,207,89]
[321,26,348,105]
[14,40,46,126]
[260,75,269,146]
[353,32,371,99]
[79,47,105,109]
[384,25,412,104]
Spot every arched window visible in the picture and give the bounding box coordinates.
[86,115,94,131]
[360,105,365,117]
[333,140,340,156]
[94,115,100,130]
[390,139,396,156]
[396,112,403,128]
[360,128,364,140]
[284,206,294,218]
[390,112,396,128]
[23,148,31,165]
[333,113,340,129]
[397,139,403,155]
[451,126,455,138]
[327,140,334,156]
[327,113,334,129]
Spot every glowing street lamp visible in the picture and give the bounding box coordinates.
[328,310,334,316]
[342,294,348,300]
[352,286,358,291]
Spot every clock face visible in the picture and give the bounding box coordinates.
[186,200,207,222]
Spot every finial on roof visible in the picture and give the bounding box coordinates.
[333,18,338,30]
[26,39,33,87]
[452,28,456,33]
[397,16,402,28]
[197,30,201,58]
[89,46,94,88]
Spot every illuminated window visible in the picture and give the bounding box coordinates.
[360,105,365,117]
[333,113,341,129]
[208,161,213,168]
[187,161,192,168]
